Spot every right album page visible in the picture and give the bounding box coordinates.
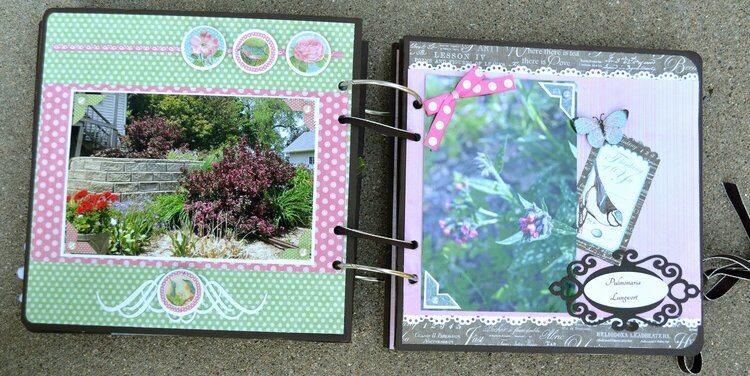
[391,37,702,355]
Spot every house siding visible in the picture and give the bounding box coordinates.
[287,151,314,168]
[94,93,128,135]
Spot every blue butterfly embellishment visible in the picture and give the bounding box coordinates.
[573,110,629,148]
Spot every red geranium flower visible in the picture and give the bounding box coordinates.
[95,200,109,210]
[76,200,94,214]
[73,189,89,201]
[66,195,71,202]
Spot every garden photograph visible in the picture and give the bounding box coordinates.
[64,92,317,262]
[421,76,578,312]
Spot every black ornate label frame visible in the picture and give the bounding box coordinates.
[549,249,700,331]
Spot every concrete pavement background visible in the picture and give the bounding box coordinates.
[1,1,749,375]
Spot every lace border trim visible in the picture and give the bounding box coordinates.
[408,62,699,80]
[403,315,702,328]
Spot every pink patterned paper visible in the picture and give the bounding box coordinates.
[31,84,351,274]
[283,98,317,130]
[52,44,181,53]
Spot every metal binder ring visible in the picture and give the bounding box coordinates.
[333,225,419,249]
[333,261,418,284]
[354,275,384,283]
[338,79,424,109]
[338,116,421,142]
[364,109,391,117]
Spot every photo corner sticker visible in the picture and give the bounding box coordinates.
[286,31,332,77]
[181,26,227,71]
[233,29,278,74]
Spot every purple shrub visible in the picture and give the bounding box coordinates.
[124,116,186,158]
[95,116,186,159]
[182,139,295,237]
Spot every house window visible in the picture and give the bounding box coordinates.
[308,156,315,165]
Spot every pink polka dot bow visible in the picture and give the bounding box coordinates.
[423,66,516,150]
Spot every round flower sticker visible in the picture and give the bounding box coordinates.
[158,270,203,315]
[233,30,278,74]
[181,26,226,71]
[286,31,331,76]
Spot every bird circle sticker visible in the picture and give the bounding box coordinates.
[233,29,278,74]
[286,31,331,76]
[181,26,226,71]
[158,269,203,315]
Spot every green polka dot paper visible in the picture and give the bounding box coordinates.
[25,262,346,334]
[43,12,356,92]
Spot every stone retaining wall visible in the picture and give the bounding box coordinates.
[67,157,200,199]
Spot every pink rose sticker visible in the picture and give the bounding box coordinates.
[191,31,220,58]
[181,26,226,71]
[293,37,326,63]
[286,32,331,76]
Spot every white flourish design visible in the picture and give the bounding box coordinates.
[96,272,268,323]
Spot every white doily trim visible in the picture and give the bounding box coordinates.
[408,62,699,81]
[403,315,702,328]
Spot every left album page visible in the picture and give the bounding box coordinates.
[23,9,364,341]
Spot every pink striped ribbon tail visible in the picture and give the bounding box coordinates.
[277,50,345,59]
[423,66,516,150]
[52,44,181,53]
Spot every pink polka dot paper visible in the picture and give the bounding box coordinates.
[31,84,350,273]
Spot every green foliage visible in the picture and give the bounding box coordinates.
[422,77,577,312]
[128,95,304,153]
[151,193,187,227]
[128,94,244,151]
[238,98,306,152]
[167,211,198,257]
[107,200,157,256]
[271,166,314,229]
[199,148,223,171]
[165,149,200,161]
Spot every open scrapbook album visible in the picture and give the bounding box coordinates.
[24,8,712,369]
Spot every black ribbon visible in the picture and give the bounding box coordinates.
[677,182,750,374]
[702,182,750,301]
[677,353,703,374]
